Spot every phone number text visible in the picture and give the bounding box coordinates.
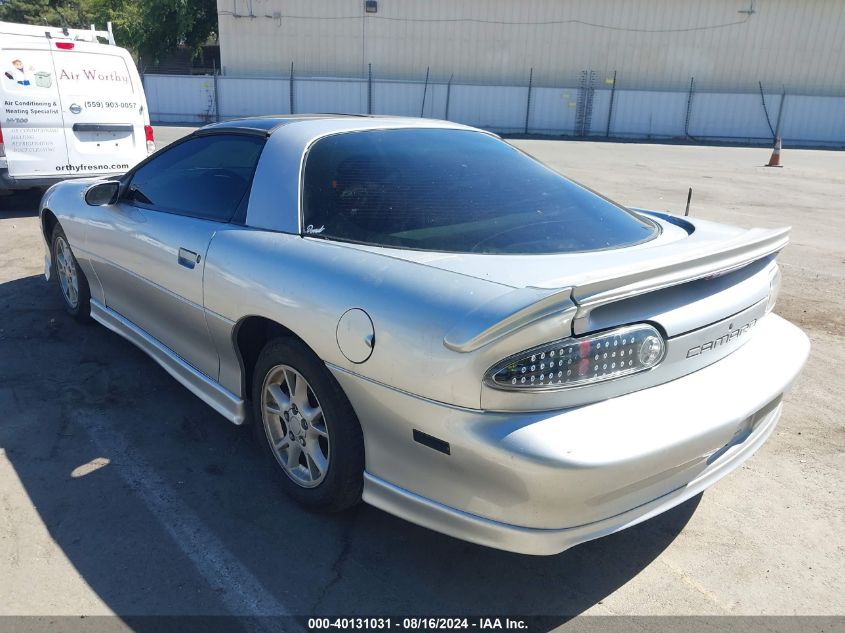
[84,101,137,109]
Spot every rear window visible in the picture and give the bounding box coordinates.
[301,128,656,254]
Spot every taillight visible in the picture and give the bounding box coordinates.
[144,125,155,154]
[0,122,5,158]
[55,42,74,50]
[485,324,665,391]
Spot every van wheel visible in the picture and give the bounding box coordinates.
[252,337,364,512]
[51,225,91,322]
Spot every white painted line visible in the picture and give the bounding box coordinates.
[78,410,298,630]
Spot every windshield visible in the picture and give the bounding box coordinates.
[301,128,657,254]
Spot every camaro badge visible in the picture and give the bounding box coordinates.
[687,319,758,358]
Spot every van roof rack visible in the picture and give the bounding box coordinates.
[0,20,115,46]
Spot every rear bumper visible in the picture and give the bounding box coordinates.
[364,397,782,555]
[332,314,810,555]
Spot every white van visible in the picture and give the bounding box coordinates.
[0,21,154,192]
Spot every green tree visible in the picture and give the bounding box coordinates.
[0,0,217,64]
[0,0,74,25]
[135,0,217,64]
[81,0,145,57]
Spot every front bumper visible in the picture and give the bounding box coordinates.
[331,313,809,555]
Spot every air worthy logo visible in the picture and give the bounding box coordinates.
[59,68,129,83]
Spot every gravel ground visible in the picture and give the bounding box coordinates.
[0,127,842,622]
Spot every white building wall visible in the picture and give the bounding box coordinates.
[217,0,845,95]
[148,1,843,144]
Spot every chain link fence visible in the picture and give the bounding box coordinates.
[141,65,845,147]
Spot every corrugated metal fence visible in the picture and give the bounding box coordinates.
[142,71,845,147]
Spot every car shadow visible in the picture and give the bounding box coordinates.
[0,273,701,626]
[0,189,43,218]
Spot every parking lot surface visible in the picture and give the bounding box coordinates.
[0,127,842,620]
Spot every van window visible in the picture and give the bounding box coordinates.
[126,134,265,222]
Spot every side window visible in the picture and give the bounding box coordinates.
[126,134,265,222]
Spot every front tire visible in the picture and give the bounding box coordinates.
[252,337,364,512]
[51,224,91,322]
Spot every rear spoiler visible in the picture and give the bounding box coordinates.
[444,220,789,353]
[570,224,789,331]
[444,287,576,353]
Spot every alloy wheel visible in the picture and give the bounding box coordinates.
[55,236,79,309]
[261,364,331,488]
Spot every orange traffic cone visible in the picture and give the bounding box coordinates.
[766,136,783,167]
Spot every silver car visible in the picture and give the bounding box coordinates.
[39,116,809,555]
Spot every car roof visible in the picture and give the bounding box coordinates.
[199,114,472,136]
[242,115,487,234]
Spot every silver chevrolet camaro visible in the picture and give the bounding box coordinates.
[39,115,809,555]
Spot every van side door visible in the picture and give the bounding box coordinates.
[0,39,69,178]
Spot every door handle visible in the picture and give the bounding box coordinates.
[177,247,201,269]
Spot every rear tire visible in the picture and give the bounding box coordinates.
[51,224,91,322]
[252,337,364,512]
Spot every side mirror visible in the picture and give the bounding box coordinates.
[84,181,120,206]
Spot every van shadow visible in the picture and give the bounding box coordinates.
[0,273,700,626]
[0,188,43,218]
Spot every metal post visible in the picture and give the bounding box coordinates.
[605,69,617,137]
[524,67,533,134]
[367,63,373,114]
[445,73,453,120]
[289,62,295,115]
[575,70,596,137]
[774,85,787,139]
[212,59,220,122]
[759,81,776,140]
[420,66,430,118]
[684,77,696,140]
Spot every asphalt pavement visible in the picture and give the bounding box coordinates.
[0,129,842,622]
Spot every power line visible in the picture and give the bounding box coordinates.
[217,12,752,34]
